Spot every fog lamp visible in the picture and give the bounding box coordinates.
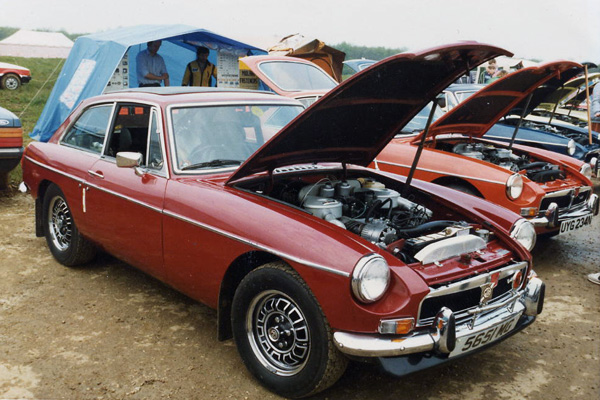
[379,318,415,335]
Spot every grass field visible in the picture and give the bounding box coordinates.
[0,56,64,190]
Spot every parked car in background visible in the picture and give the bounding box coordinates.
[0,105,24,189]
[0,61,32,90]
[374,61,599,237]
[21,44,545,398]
[239,55,337,107]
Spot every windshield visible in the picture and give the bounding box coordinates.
[171,104,303,171]
[455,90,478,103]
[258,61,337,91]
[398,102,445,135]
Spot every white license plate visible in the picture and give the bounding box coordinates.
[559,214,593,234]
[450,314,520,357]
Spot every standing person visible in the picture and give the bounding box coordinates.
[136,40,170,87]
[483,60,498,84]
[182,46,218,87]
[591,84,600,133]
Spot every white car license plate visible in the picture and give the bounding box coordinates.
[450,314,520,357]
[559,214,593,234]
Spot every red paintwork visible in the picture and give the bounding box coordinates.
[22,45,531,336]
[373,62,594,234]
[0,62,31,79]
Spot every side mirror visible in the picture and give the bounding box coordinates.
[116,152,145,176]
[436,95,447,109]
[116,152,143,168]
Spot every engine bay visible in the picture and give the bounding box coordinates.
[439,141,566,183]
[238,170,496,264]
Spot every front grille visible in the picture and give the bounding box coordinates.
[540,187,590,212]
[417,262,527,327]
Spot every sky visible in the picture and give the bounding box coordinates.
[0,0,598,63]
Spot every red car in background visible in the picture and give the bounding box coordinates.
[239,55,336,107]
[21,44,544,398]
[0,61,32,90]
[374,61,599,237]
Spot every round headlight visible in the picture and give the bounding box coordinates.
[567,139,576,156]
[510,219,537,251]
[580,163,592,180]
[506,174,523,200]
[351,255,390,303]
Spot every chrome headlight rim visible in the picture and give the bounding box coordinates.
[351,254,390,304]
[567,139,576,156]
[580,163,592,180]
[506,174,524,201]
[510,219,537,251]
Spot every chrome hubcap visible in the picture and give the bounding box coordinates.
[5,77,18,90]
[48,196,72,251]
[246,290,310,376]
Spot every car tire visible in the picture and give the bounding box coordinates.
[231,262,347,398]
[1,74,21,90]
[42,184,96,266]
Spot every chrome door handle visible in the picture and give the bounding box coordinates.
[88,170,104,179]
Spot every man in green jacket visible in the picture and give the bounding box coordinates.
[182,46,218,87]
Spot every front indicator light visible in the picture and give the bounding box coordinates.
[379,318,415,335]
[510,270,524,290]
[520,207,538,217]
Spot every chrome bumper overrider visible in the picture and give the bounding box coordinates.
[333,277,544,358]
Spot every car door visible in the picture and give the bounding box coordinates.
[56,103,114,237]
[85,103,167,279]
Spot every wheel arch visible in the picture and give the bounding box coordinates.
[34,179,56,237]
[217,250,289,341]
[432,176,484,198]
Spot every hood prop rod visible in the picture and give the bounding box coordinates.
[547,86,563,125]
[402,99,439,197]
[508,92,533,150]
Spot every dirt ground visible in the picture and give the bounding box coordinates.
[0,185,599,400]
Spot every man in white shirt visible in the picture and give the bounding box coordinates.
[136,40,169,87]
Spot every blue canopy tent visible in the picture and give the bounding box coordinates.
[31,25,266,141]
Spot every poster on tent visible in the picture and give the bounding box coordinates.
[217,50,240,88]
[104,53,129,93]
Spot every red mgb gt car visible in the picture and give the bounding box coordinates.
[374,61,599,237]
[22,43,544,398]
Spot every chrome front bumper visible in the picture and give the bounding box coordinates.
[529,193,599,228]
[333,277,544,358]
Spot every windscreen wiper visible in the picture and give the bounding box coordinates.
[181,159,242,170]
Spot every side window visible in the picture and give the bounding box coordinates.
[62,105,112,153]
[105,104,151,162]
[147,109,164,171]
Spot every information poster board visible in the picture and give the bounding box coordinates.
[104,53,130,93]
[239,60,259,90]
[217,50,240,88]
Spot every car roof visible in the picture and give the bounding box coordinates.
[79,87,300,108]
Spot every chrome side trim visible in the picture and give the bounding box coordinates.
[27,156,349,277]
[162,209,350,277]
[375,159,505,185]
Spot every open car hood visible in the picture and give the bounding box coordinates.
[537,72,600,111]
[228,42,511,184]
[422,61,583,140]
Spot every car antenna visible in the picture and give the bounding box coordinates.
[508,92,534,150]
[402,98,439,198]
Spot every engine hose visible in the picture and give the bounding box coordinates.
[529,169,565,183]
[521,161,549,170]
[396,220,456,238]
